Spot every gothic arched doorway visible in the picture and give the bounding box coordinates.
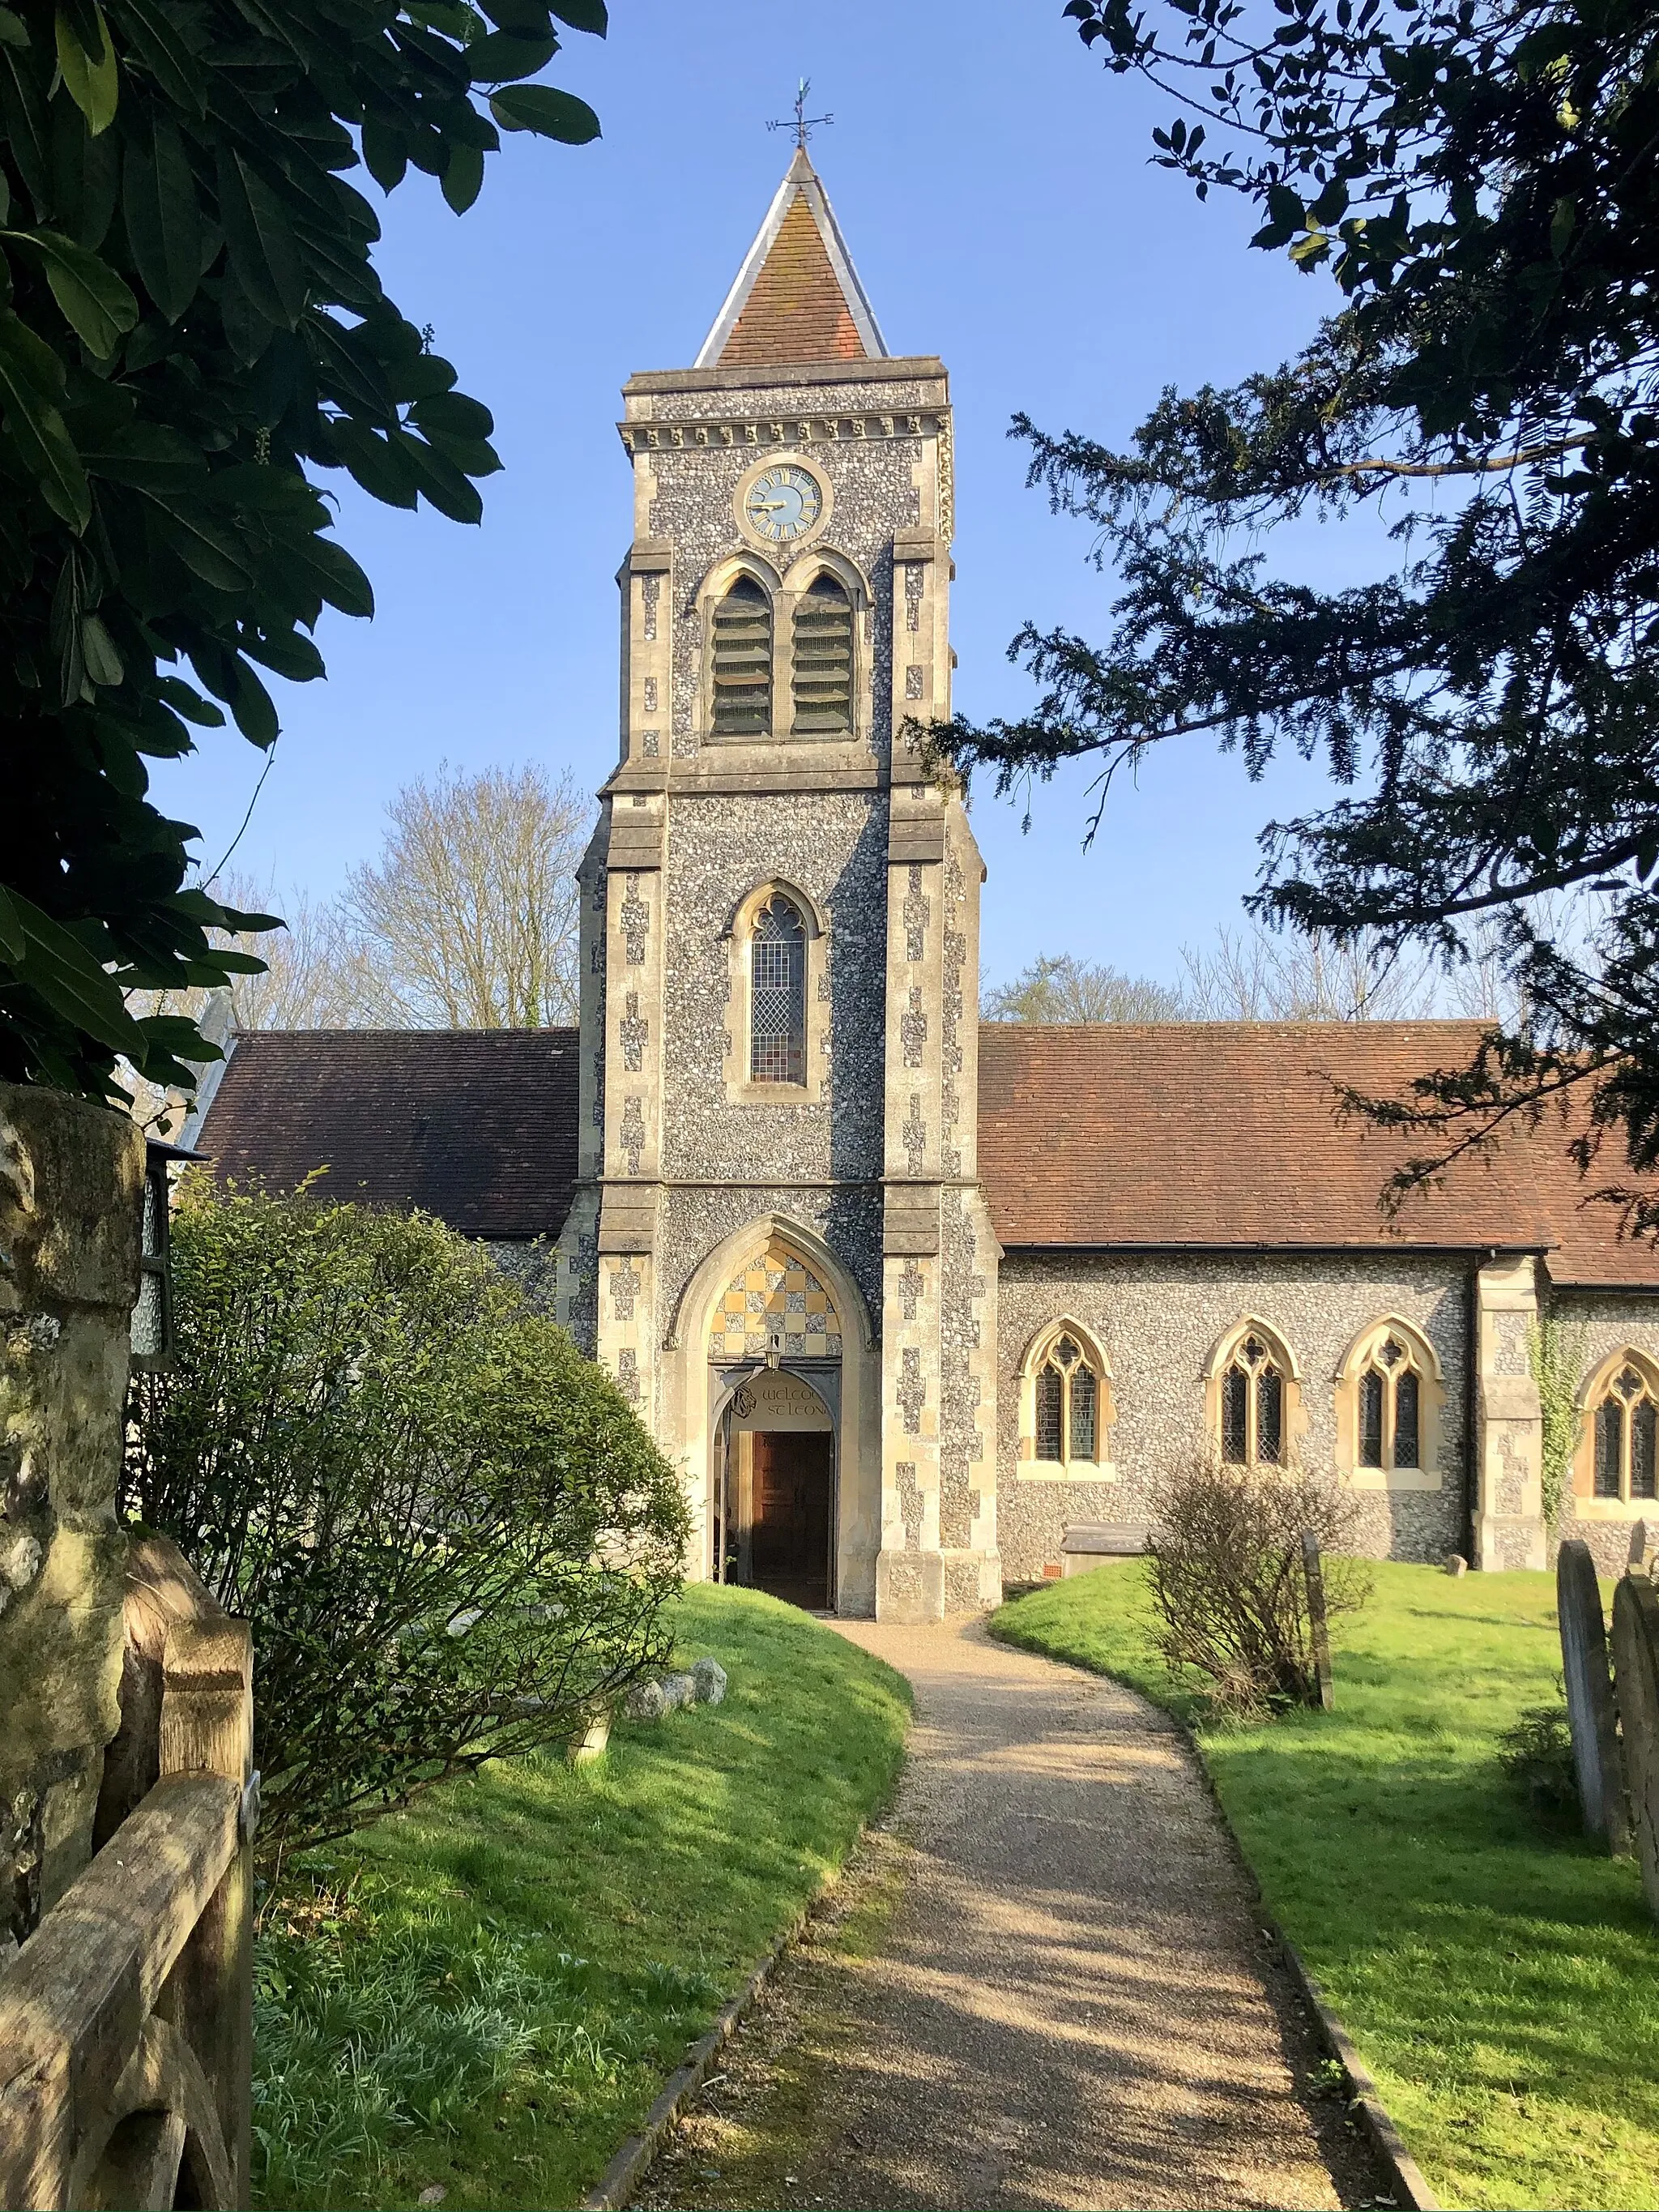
[715,1367,837,1608]
[706,1235,842,1610]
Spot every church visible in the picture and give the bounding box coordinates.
[199,150,1659,1612]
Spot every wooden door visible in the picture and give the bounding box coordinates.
[748,1430,833,1610]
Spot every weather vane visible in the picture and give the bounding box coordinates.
[767,77,833,151]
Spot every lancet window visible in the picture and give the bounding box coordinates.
[1219,1331,1288,1467]
[748,895,806,1085]
[711,576,772,737]
[791,574,855,735]
[1592,1360,1659,1502]
[1026,1326,1107,1469]
[1357,1333,1422,1471]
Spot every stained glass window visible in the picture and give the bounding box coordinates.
[1222,1365,1249,1464]
[1595,1399,1623,1497]
[1592,1359,1659,1501]
[1358,1369,1384,1468]
[1221,1332,1288,1465]
[1030,1330,1104,1463]
[749,896,805,1084]
[1393,1367,1421,1467]
[1035,1365,1064,1461]
[1070,1367,1098,1462]
[1256,1366,1284,1464]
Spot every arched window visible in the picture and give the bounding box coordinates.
[791,574,854,735]
[1358,1332,1421,1470]
[1589,1357,1659,1503]
[1334,1318,1443,1488]
[749,895,806,1084]
[711,576,772,737]
[1022,1323,1110,1471]
[1212,1325,1296,1467]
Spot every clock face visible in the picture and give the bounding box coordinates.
[744,463,823,544]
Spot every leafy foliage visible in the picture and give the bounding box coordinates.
[1529,1311,1589,1528]
[1498,1700,1581,1821]
[0,0,605,1100]
[1145,1456,1371,1711]
[126,1174,688,1860]
[940,0,1659,1220]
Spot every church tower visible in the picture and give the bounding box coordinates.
[557,147,1000,1621]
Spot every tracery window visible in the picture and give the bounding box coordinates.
[1220,1332,1287,1467]
[711,576,772,737]
[1357,1333,1422,1471]
[1026,1326,1107,1468]
[791,574,855,735]
[1591,1360,1659,1503]
[748,895,806,1085]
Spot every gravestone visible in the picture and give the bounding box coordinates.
[1555,1539,1631,1854]
[1610,1574,1659,1921]
[1631,1519,1655,1578]
[1301,1530,1334,1711]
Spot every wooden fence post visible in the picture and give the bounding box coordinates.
[158,1616,254,2210]
[1302,1529,1335,1711]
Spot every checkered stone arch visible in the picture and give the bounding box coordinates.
[708,1235,843,1361]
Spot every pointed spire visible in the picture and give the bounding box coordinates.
[696,148,889,371]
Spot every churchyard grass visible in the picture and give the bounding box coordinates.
[252,1585,910,2211]
[992,1560,1659,2212]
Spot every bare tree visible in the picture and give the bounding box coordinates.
[1178,926,1442,1022]
[985,953,1188,1023]
[342,764,591,1028]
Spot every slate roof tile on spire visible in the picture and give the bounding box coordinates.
[697,147,888,370]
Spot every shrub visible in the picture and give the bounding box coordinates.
[1145,1456,1372,1714]
[1498,1703,1581,1826]
[126,1176,689,1862]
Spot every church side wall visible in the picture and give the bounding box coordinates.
[996,1251,1471,1582]
[1549,1287,1659,1575]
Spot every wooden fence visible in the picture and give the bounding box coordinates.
[0,1542,254,2211]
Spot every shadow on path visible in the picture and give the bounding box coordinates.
[635,1616,1385,2212]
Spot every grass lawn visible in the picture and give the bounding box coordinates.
[992,1560,1659,2212]
[253,1585,911,2212]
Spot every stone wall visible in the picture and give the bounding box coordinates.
[661,790,889,1185]
[0,1087,143,1952]
[996,1249,1470,1583]
[1552,1287,1659,1575]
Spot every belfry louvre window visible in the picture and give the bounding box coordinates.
[1221,1334,1286,1466]
[1358,1334,1422,1471]
[712,577,772,736]
[1033,1334,1102,1466]
[1593,1361,1659,1501]
[749,896,806,1084]
[791,575,854,735]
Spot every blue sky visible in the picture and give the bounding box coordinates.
[152,0,1371,995]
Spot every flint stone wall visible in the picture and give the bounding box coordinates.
[662,790,889,1185]
[0,1086,143,1951]
[640,376,932,762]
[1550,1291,1659,1575]
[996,1249,1469,1584]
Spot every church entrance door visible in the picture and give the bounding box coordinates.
[748,1430,834,1610]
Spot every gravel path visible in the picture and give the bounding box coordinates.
[638,1616,1380,2212]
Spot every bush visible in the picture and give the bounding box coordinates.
[1145,1457,1372,1714]
[126,1177,689,1862]
[1498,1703,1581,1826]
